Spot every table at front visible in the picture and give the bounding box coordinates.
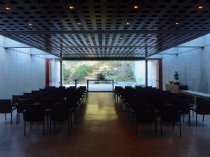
[87,80,114,92]
[181,90,210,105]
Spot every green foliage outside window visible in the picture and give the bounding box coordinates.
[63,61,135,84]
[72,64,93,80]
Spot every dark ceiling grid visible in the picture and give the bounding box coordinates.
[62,34,77,46]
[109,0,123,49]
[147,1,179,31]
[0,0,210,59]
[101,33,106,57]
[183,3,209,30]
[78,34,88,46]
[107,33,113,57]
[108,1,131,58]
[92,33,100,57]
[86,34,96,58]
[86,0,100,57]
[107,1,118,58]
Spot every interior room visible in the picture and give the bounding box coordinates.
[0,0,210,156]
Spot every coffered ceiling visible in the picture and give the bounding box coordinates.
[0,0,209,60]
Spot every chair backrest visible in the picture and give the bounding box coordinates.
[12,95,24,106]
[134,99,155,122]
[0,99,12,113]
[196,98,210,114]
[136,106,155,123]
[17,98,34,113]
[161,104,180,122]
[24,105,45,122]
[50,102,70,121]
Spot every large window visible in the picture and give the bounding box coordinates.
[62,60,159,89]
[63,61,135,83]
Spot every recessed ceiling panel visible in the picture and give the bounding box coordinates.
[0,0,209,59]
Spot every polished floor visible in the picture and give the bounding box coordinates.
[0,92,210,157]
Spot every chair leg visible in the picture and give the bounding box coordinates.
[16,113,20,124]
[50,120,52,135]
[70,114,73,129]
[179,116,182,137]
[47,115,50,131]
[24,121,26,136]
[182,115,185,122]
[54,121,56,130]
[149,121,152,129]
[43,121,45,135]
[30,122,32,130]
[188,113,191,127]
[155,117,157,136]
[203,115,205,122]
[5,114,7,120]
[16,113,18,124]
[68,119,70,135]
[133,113,137,135]
[196,113,198,126]
[192,109,194,117]
[160,119,163,136]
[172,122,175,129]
[11,112,13,124]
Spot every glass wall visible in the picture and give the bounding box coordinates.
[62,60,159,89]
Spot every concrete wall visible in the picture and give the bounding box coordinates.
[0,35,61,98]
[162,46,210,93]
[134,60,158,87]
[134,61,145,85]
[0,47,46,99]
[148,60,158,88]
[50,60,60,87]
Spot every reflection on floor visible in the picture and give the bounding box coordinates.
[0,92,210,157]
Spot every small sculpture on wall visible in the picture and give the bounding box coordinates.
[174,71,179,84]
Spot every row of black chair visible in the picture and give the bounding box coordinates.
[22,86,87,136]
[115,86,210,137]
[0,86,87,136]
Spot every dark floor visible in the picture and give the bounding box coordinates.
[0,92,210,157]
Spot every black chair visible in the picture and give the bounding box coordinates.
[193,98,210,126]
[50,102,71,134]
[0,99,16,124]
[160,104,182,137]
[12,95,23,107]
[23,104,45,136]
[134,102,157,135]
[16,98,34,124]
[177,94,193,126]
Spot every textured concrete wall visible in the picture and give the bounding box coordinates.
[201,46,210,92]
[162,55,177,90]
[0,47,45,99]
[134,61,145,85]
[162,47,210,93]
[134,60,158,87]
[50,60,60,87]
[148,60,158,87]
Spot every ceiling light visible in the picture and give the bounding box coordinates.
[28,23,32,26]
[126,22,130,25]
[198,5,205,10]
[77,22,81,25]
[133,5,139,9]
[5,7,11,10]
[69,5,75,10]
[175,22,179,25]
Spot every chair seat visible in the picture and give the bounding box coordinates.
[23,105,45,136]
[0,99,14,124]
